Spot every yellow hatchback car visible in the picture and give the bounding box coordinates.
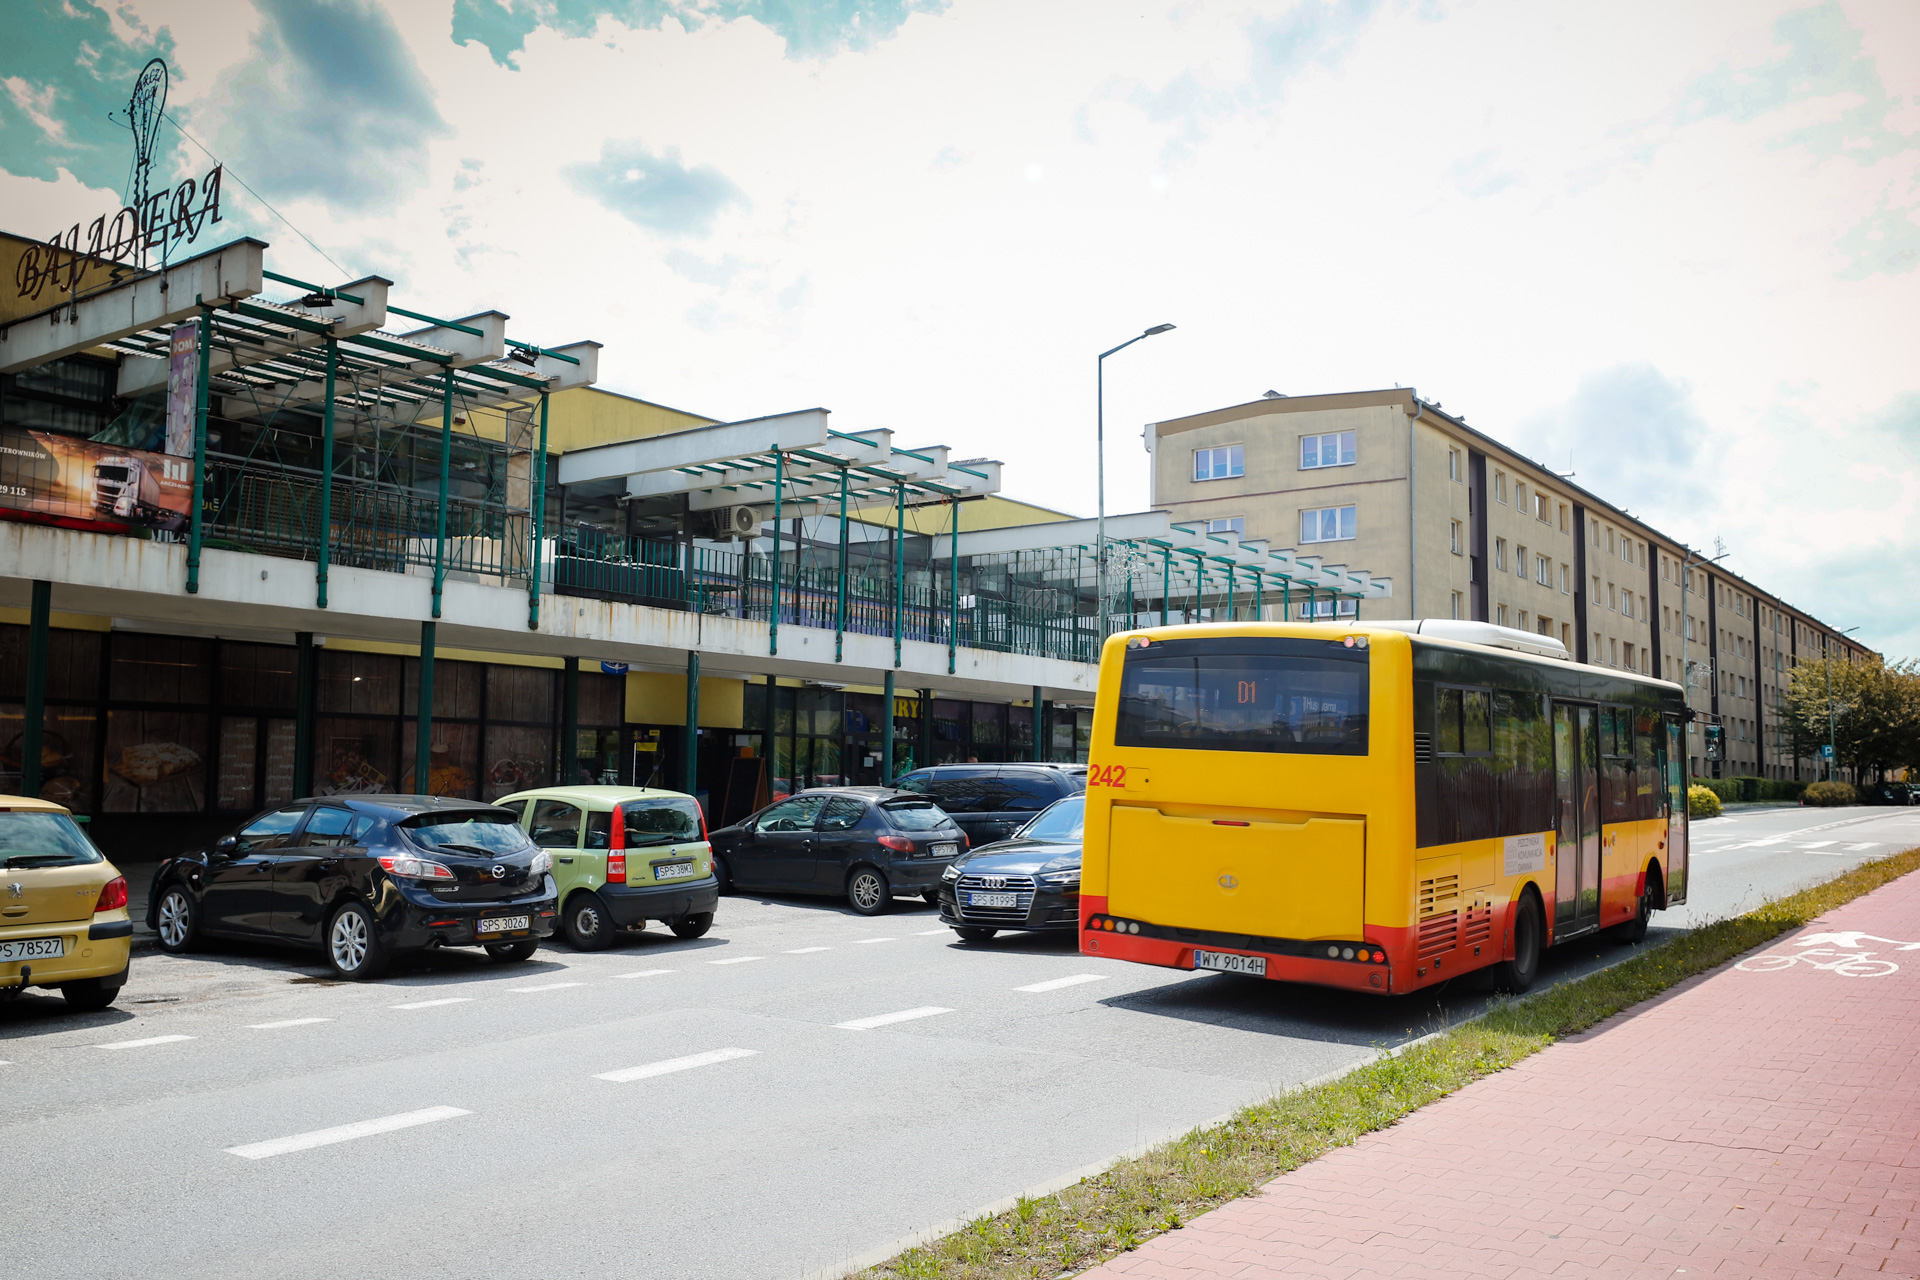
[0,795,133,1011]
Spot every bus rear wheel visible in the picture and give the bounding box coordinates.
[1492,892,1543,994]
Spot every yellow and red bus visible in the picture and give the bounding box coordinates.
[1079,620,1689,995]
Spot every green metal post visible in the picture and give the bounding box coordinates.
[1227,563,1236,623]
[186,306,212,594]
[414,621,436,794]
[835,467,848,663]
[761,673,776,778]
[882,669,896,781]
[918,688,934,769]
[432,369,452,619]
[1160,547,1170,626]
[1284,581,1292,621]
[1255,573,1264,621]
[316,337,337,609]
[293,631,315,797]
[528,391,549,630]
[770,450,783,656]
[1031,685,1044,763]
[21,580,50,798]
[948,497,960,675]
[892,483,905,668]
[561,656,579,786]
[684,651,701,795]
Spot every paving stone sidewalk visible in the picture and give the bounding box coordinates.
[1082,870,1920,1280]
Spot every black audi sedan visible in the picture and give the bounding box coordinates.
[708,787,967,915]
[147,795,557,979]
[936,794,1083,942]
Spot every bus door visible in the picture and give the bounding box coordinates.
[1552,702,1602,937]
[1664,715,1689,902]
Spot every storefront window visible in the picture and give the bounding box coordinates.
[102,708,208,812]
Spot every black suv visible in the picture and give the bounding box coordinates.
[148,796,558,979]
[890,765,1085,846]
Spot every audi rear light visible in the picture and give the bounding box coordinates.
[93,876,128,913]
[877,835,913,853]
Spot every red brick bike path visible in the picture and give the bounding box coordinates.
[1082,869,1920,1279]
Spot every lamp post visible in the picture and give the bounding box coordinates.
[1826,625,1860,782]
[1098,324,1175,640]
[1678,548,1727,768]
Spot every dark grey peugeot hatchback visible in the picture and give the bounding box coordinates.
[147,795,558,979]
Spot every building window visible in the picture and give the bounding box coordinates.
[1536,555,1551,586]
[1449,449,1461,481]
[1497,604,1509,626]
[1451,591,1463,619]
[1624,642,1635,668]
[1205,516,1245,537]
[1193,445,1243,481]
[1560,564,1570,593]
[1561,623,1571,648]
[1299,431,1355,469]
[1449,520,1463,554]
[1515,543,1528,577]
[1494,471,1507,503]
[1518,610,1529,630]
[1515,482,1527,509]
[1495,538,1508,571]
[1302,505,1357,543]
[1535,493,1551,523]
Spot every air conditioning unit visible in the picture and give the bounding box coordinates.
[702,505,761,539]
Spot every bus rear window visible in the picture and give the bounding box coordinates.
[1115,639,1369,755]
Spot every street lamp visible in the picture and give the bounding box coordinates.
[1097,324,1175,640]
[1826,625,1860,782]
[1678,548,1727,774]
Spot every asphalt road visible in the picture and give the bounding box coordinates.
[3,804,1916,1280]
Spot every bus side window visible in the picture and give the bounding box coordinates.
[1634,710,1660,818]
[1461,690,1492,754]
[1436,688,1463,754]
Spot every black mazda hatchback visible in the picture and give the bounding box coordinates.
[936,794,1083,942]
[147,795,558,979]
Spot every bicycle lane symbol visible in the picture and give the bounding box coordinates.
[1735,933,1918,978]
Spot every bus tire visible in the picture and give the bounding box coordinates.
[1608,865,1656,945]
[1492,891,1543,994]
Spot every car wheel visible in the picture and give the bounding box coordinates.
[712,853,734,895]
[953,926,997,944]
[325,901,388,981]
[563,890,616,951]
[846,866,892,916]
[667,912,712,940]
[61,966,127,1011]
[155,885,199,954]
[485,939,540,962]
[1491,891,1543,994]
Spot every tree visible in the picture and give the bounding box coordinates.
[1783,657,1920,781]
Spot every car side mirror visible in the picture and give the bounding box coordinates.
[214,835,239,858]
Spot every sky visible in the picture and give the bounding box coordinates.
[3,0,1917,654]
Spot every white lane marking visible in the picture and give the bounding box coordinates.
[96,1035,194,1050]
[709,956,764,965]
[853,937,897,945]
[1015,973,1109,993]
[1800,840,1837,849]
[595,1047,759,1083]
[1845,842,1878,851]
[836,1006,953,1031]
[613,968,678,979]
[509,981,586,993]
[226,1105,471,1160]
[783,947,830,954]
[390,997,474,1010]
[248,1018,332,1030]
[913,928,950,936]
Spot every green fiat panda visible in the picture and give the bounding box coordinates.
[495,786,717,949]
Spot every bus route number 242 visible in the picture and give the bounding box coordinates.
[1088,764,1128,789]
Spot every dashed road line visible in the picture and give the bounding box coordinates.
[710,956,765,965]
[913,928,950,936]
[96,1034,194,1050]
[853,937,897,945]
[390,997,474,1010]
[836,1006,952,1031]
[1015,974,1108,993]
[226,1105,471,1160]
[612,968,678,979]
[248,1018,332,1030]
[595,1047,759,1083]
[783,947,830,954]
[509,981,587,993]
[1800,841,1837,849]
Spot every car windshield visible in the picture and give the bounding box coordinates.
[0,812,104,868]
[621,797,704,846]
[880,800,954,832]
[1018,795,1085,842]
[402,812,530,855]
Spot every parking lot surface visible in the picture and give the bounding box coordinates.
[3,804,1916,1279]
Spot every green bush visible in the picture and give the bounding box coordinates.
[1687,785,1722,817]
[1803,780,1857,807]
[1696,776,1810,803]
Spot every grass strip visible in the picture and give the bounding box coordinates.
[858,846,1920,1280]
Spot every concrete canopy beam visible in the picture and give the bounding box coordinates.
[954,510,1171,557]
[0,238,265,374]
[397,311,509,368]
[640,427,891,502]
[558,409,831,487]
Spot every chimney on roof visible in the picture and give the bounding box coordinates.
[1262,390,1286,399]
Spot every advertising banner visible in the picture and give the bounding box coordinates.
[0,426,192,530]
[166,319,197,457]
